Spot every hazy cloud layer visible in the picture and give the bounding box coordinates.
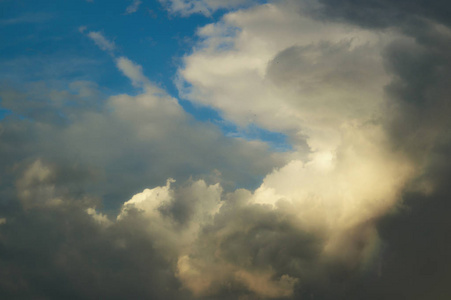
[1,0,451,299]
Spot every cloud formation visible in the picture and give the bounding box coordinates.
[1,0,451,299]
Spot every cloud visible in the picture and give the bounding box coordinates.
[0,13,52,25]
[87,31,116,52]
[115,57,151,88]
[2,0,451,299]
[171,0,451,297]
[125,0,142,14]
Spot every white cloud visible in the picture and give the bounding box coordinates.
[118,178,176,220]
[126,0,142,14]
[179,1,394,151]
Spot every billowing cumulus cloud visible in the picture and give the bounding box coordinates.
[1,0,451,299]
[173,0,451,297]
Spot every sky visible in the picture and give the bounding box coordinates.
[0,0,451,299]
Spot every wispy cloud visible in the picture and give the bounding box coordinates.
[0,12,52,25]
[125,0,142,14]
[159,0,253,16]
[78,26,88,33]
[115,57,151,88]
[87,31,116,52]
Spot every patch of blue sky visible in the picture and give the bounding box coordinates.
[181,105,285,151]
[177,95,292,152]
[0,108,12,120]
[224,122,293,152]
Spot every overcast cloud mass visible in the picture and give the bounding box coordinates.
[1,0,451,299]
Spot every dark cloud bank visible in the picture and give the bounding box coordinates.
[1,0,451,299]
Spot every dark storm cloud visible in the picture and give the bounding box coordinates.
[0,158,202,299]
[383,27,451,158]
[313,0,451,29]
[311,0,451,186]
[323,145,451,300]
[305,0,451,188]
[0,199,188,299]
[293,0,451,298]
[174,189,390,299]
[381,141,451,300]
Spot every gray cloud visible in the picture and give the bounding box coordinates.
[311,0,451,29]
[0,190,187,299]
[290,0,451,298]
[300,0,451,169]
